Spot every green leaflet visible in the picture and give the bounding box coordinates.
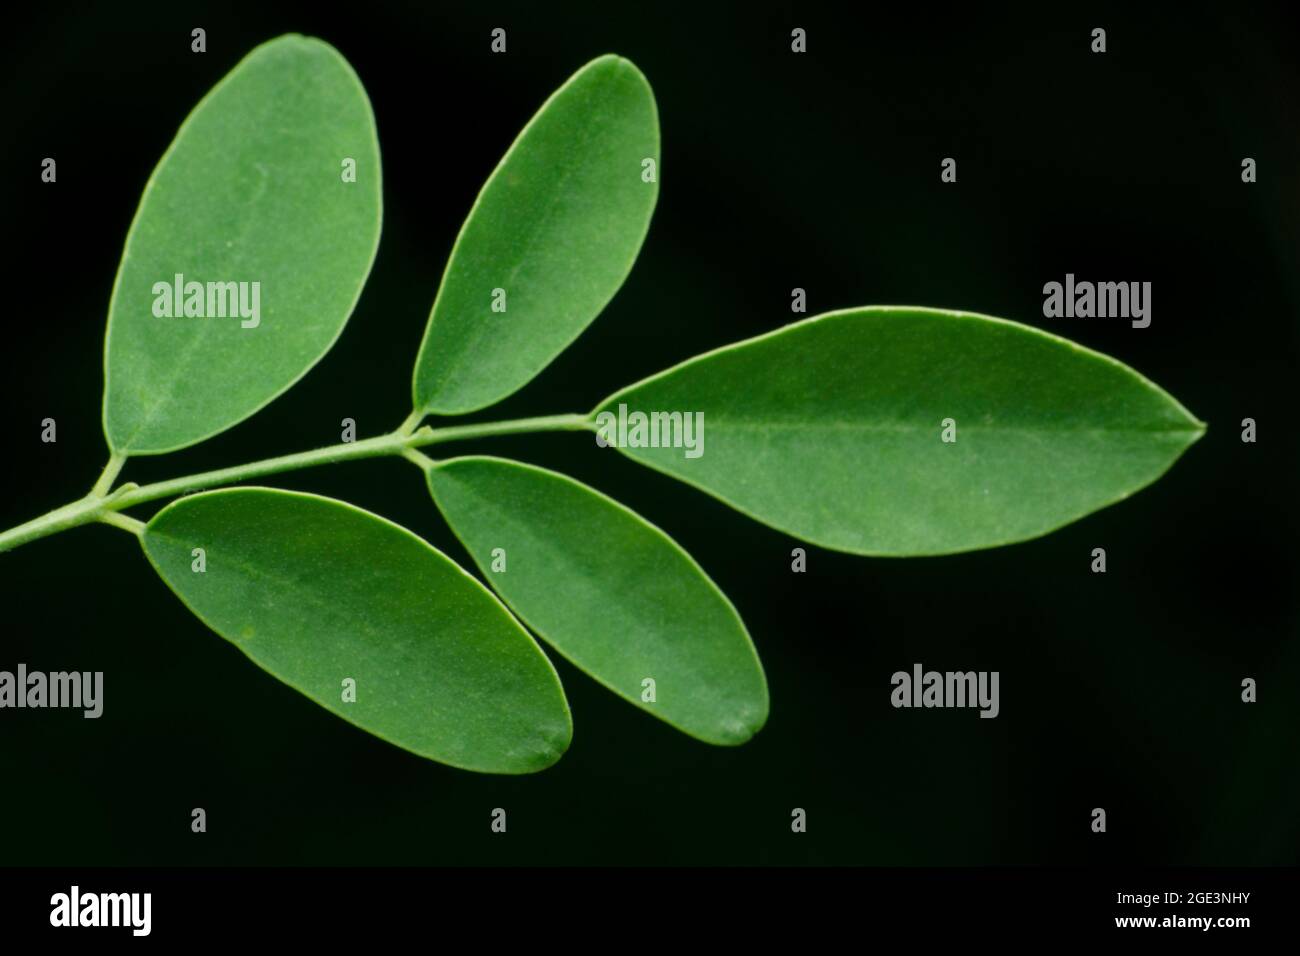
[413,55,660,415]
[594,307,1205,556]
[425,456,768,745]
[141,488,571,773]
[104,35,382,454]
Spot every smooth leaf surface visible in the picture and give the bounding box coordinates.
[426,456,768,745]
[595,307,1205,556]
[105,35,382,454]
[413,55,659,415]
[142,488,570,773]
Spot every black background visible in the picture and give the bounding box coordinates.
[1,1,1297,866]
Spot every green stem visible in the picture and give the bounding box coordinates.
[0,412,594,555]
[402,448,438,470]
[115,430,416,510]
[90,451,127,498]
[395,409,425,437]
[405,413,592,446]
[99,511,146,536]
[0,496,111,554]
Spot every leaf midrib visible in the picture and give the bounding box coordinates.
[621,417,1202,436]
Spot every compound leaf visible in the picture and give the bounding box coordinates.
[413,55,659,416]
[594,307,1204,556]
[425,456,767,745]
[105,34,382,454]
[141,487,570,773]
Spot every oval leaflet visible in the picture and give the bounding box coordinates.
[104,35,383,455]
[412,54,660,415]
[594,307,1205,556]
[426,456,768,745]
[141,487,571,773]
